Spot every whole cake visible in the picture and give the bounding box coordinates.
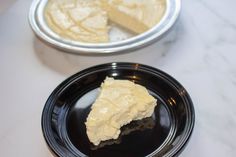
[44,0,166,43]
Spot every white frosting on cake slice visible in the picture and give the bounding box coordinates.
[85,77,157,145]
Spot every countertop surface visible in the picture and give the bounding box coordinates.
[0,0,236,156]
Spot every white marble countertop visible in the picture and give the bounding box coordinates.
[0,0,236,156]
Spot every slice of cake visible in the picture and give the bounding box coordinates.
[85,77,157,145]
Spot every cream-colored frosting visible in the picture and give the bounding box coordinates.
[85,77,157,145]
[102,0,166,33]
[44,0,109,43]
[44,0,166,43]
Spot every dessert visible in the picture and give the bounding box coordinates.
[85,77,157,145]
[90,117,155,150]
[100,0,166,34]
[44,0,109,43]
[44,0,166,43]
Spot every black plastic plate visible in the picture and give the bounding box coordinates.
[41,62,195,157]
